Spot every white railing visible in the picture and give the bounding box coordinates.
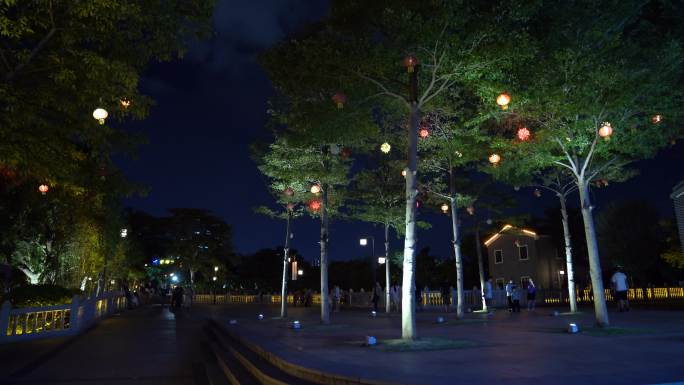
[0,291,127,344]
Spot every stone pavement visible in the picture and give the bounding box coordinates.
[0,305,225,385]
[199,304,684,385]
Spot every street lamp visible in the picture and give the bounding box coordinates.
[214,266,219,272]
[378,257,386,264]
[212,276,217,281]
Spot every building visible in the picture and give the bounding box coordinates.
[485,225,564,290]
[672,180,684,256]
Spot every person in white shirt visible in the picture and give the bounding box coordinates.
[505,280,514,312]
[610,267,630,312]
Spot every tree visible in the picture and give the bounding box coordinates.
[504,0,684,326]
[261,0,531,339]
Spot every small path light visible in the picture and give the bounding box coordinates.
[292,320,301,329]
[567,323,579,334]
[258,314,264,320]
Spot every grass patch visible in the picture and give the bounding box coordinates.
[583,326,655,337]
[375,337,483,352]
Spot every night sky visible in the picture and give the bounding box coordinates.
[118,0,684,263]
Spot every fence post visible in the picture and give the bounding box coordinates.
[69,295,80,333]
[0,301,11,343]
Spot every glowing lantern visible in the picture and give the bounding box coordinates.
[652,114,663,124]
[488,153,501,165]
[401,169,407,177]
[419,127,429,138]
[38,184,49,195]
[416,201,421,208]
[119,98,131,109]
[466,206,475,215]
[380,142,391,153]
[310,184,321,194]
[598,122,613,138]
[534,189,542,198]
[403,55,418,73]
[440,203,449,214]
[496,93,510,110]
[332,92,347,109]
[309,199,321,211]
[92,108,108,124]
[517,127,531,141]
[284,187,294,196]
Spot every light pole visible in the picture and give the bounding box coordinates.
[360,236,377,298]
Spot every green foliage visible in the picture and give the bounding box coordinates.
[1,284,81,308]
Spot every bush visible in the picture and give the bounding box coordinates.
[1,284,82,308]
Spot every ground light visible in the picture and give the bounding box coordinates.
[258,314,264,320]
[292,320,301,329]
[365,336,377,346]
[371,311,377,317]
[567,323,579,333]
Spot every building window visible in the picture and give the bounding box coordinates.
[518,245,529,260]
[495,278,504,289]
[520,276,531,289]
[494,250,503,264]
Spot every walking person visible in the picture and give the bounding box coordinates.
[505,280,514,312]
[372,282,381,312]
[333,285,341,312]
[511,284,521,313]
[484,278,493,310]
[390,284,400,312]
[527,279,537,311]
[611,267,630,312]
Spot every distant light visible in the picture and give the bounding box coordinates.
[144,263,148,267]
[440,203,449,214]
[297,269,303,276]
[567,323,579,334]
[378,257,386,264]
[560,270,565,275]
[258,314,264,320]
[359,238,368,246]
[212,276,217,281]
[110,279,115,285]
[120,228,128,238]
[436,316,445,324]
[401,169,407,177]
[522,229,537,236]
[171,276,179,282]
[120,98,131,109]
[214,266,219,272]
[292,320,301,329]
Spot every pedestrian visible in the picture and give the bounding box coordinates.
[505,280,514,312]
[305,289,312,307]
[611,267,630,312]
[441,284,450,312]
[527,279,537,311]
[415,285,423,312]
[184,285,194,308]
[450,286,457,312]
[511,284,521,313]
[372,282,381,312]
[485,278,493,310]
[390,284,400,311]
[333,285,341,312]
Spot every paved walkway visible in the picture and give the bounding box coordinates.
[0,305,222,385]
[201,304,684,385]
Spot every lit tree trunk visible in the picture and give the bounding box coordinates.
[559,194,578,313]
[320,184,330,324]
[189,269,195,285]
[475,227,487,311]
[384,222,391,313]
[448,168,464,318]
[281,212,292,318]
[578,180,609,327]
[401,99,419,339]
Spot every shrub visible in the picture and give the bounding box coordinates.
[1,284,82,308]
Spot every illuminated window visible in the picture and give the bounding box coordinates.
[518,245,529,260]
[494,250,503,264]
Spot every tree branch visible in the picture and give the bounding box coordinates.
[5,27,58,82]
[355,71,408,106]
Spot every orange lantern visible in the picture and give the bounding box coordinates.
[332,92,347,109]
[441,203,449,213]
[488,153,501,165]
[38,184,49,195]
[419,127,429,138]
[119,98,131,109]
[598,122,613,138]
[309,199,321,211]
[310,184,321,194]
[401,169,407,177]
[517,127,531,141]
[496,93,510,110]
[403,55,418,73]
[651,114,663,124]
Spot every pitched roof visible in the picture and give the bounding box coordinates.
[484,224,539,247]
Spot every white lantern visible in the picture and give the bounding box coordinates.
[93,108,108,124]
[380,142,391,153]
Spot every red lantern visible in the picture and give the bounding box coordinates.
[332,92,347,109]
[419,127,429,138]
[466,206,475,215]
[652,114,663,124]
[496,93,511,109]
[403,55,418,73]
[284,187,294,197]
[517,127,531,141]
[598,122,613,138]
[38,184,49,195]
[309,199,321,211]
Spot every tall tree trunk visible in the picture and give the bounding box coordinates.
[384,222,391,313]
[448,168,464,318]
[401,100,419,340]
[559,194,578,313]
[320,184,330,324]
[475,228,487,311]
[281,212,292,318]
[578,181,609,327]
[190,269,195,285]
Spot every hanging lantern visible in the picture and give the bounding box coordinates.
[534,189,542,197]
[440,203,449,214]
[488,153,501,165]
[310,184,321,194]
[419,127,429,138]
[651,114,663,124]
[517,127,531,141]
[92,108,108,124]
[401,169,407,177]
[284,187,294,196]
[466,205,475,215]
[598,122,613,138]
[287,203,295,211]
[496,93,511,110]
[455,150,463,158]
[403,55,418,73]
[119,98,131,109]
[416,200,421,208]
[380,142,391,153]
[340,147,352,159]
[309,199,321,211]
[332,92,347,109]
[38,184,49,195]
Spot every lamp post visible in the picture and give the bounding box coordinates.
[360,236,377,299]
